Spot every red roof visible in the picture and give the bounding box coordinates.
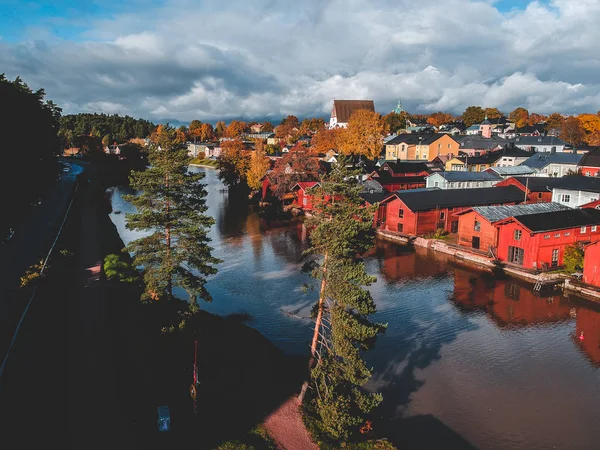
[292,182,320,191]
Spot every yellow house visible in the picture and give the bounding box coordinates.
[385,133,459,161]
[444,156,494,172]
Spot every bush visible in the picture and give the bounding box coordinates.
[563,244,584,273]
[103,253,138,283]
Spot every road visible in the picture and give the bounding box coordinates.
[0,160,84,370]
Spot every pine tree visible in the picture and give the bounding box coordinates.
[299,159,386,442]
[125,124,220,308]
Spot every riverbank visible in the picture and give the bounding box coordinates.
[376,229,600,303]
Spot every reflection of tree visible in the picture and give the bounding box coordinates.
[245,212,264,262]
[217,192,249,244]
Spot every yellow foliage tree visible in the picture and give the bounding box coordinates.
[247,142,271,191]
[338,110,384,160]
[578,114,600,145]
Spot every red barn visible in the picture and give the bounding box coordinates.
[291,182,320,210]
[495,176,565,204]
[578,148,600,177]
[455,203,571,253]
[583,240,600,287]
[368,161,429,192]
[494,208,600,270]
[580,199,600,209]
[376,186,524,235]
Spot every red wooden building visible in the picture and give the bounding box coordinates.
[367,161,430,192]
[583,240,600,287]
[376,186,524,235]
[291,182,320,210]
[455,203,571,253]
[494,208,600,270]
[578,148,600,177]
[495,176,566,204]
[580,198,600,209]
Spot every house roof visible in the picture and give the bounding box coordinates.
[579,148,600,168]
[511,208,600,233]
[360,191,390,205]
[486,166,535,176]
[292,182,320,191]
[522,152,584,170]
[429,171,501,182]
[373,172,426,185]
[386,133,456,146]
[514,124,545,134]
[360,179,386,194]
[382,161,430,174]
[507,176,566,192]
[332,100,375,123]
[458,135,510,150]
[510,136,567,146]
[382,185,524,211]
[461,202,571,223]
[553,175,600,194]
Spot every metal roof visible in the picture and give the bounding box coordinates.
[487,166,535,175]
[523,152,583,169]
[430,171,501,182]
[514,208,600,232]
[469,202,572,223]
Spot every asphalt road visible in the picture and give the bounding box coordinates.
[0,160,84,368]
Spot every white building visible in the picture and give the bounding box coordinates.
[552,177,600,207]
[425,172,502,189]
[329,99,375,128]
[510,136,568,153]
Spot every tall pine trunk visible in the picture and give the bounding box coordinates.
[298,252,328,403]
[165,173,173,300]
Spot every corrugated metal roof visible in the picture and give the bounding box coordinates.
[471,202,572,223]
[432,172,501,182]
[488,166,535,175]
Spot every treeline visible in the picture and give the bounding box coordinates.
[0,74,62,234]
[59,113,155,147]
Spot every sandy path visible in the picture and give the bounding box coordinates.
[264,397,319,450]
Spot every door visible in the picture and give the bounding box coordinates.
[451,220,459,233]
[508,246,525,265]
[377,204,387,227]
[472,236,480,250]
[551,248,559,267]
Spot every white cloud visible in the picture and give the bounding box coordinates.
[1,0,599,121]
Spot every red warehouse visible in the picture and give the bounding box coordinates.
[583,240,600,288]
[455,203,571,253]
[578,148,600,177]
[291,182,320,210]
[495,176,565,204]
[367,161,430,192]
[495,208,600,270]
[376,185,524,235]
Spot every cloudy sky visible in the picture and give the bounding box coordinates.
[1,0,599,123]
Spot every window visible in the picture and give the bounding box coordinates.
[586,171,591,177]
[551,248,559,267]
[440,212,445,220]
[302,197,307,206]
[581,226,587,233]
[397,223,403,232]
[544,234,550,239]
[514,229,522,240]
[448,143,451,148]
[434,181,439,187]
[538,192,543,199]
[474,220,481,232]
[564,232,570,236]
[592,226,598,232]
[399,209,404,218]
[554,233,560,238]
[560,194,571,203]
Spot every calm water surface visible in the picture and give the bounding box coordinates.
[109,167,600,450]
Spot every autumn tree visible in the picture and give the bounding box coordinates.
[560,116,585,146]
[247,142,271,191]
[188,119,203,140]
[299,160,385,442]
[225,120,247,138]
[382,111,409,134]
[337,110,384,160]
[578,113,600,146]
[461,106,485,127]
[215,120,226,138]
[199,123,215,141]
[275,115,300,141]
[269,147,319,201]
[125,124,219,306]
[262,121,274,132]
[484,108,503,119]
[217,139,251,188]
[509,107,529,128]
[427,111,454,127]
[546,113,565,131]
[300,117,325,135]
[311,127,340,155]
[527,113,547,126]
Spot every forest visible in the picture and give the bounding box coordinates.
[59,113,155,147]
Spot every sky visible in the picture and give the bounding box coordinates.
[1,0,599,124]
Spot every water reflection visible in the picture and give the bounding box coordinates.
[108,167,600,450]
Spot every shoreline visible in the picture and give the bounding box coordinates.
[189,163,217,169]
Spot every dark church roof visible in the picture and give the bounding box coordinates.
[332,100,375,123]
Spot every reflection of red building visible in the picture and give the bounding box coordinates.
[376,241,448,281]
[575,306,600,366]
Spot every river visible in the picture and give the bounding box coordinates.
[108,166,600,450]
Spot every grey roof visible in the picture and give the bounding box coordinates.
[458,135,510,150]
[515,208,600,233]
[487,166,535,176]
[430,171,501,182]
[510,136,568,146]
[554,175,600,194]
[360,179,386,194]
[386,133,457,146]
[468,202,572,223]
[523,152,584,170]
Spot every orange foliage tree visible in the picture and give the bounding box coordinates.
[311,127,340,155]
[217,139,250,187]
[427,112,454,127]
[546,113,565,130]
[225,120,247,138]
[509,107,529,128]
[338,110,384,160]
[578,114,600,145]
[484,108,503,119]
[268,147,320,201]
[188,119,203,140]
[560,116,585,145]
[527,113,547,125]
[199,123,215,141]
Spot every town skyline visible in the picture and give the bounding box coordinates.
[1,0,600,122]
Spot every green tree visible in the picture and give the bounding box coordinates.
[125,124,220,306]
[102,134,111,147]
[299,160,385,443]
[382,111,409,134]
[461,106,485,127]
[563,245,584,273]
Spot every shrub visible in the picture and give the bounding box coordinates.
[103,253,137,283]
[563,244,584,273]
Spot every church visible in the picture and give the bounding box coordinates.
[329,99,375,128]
